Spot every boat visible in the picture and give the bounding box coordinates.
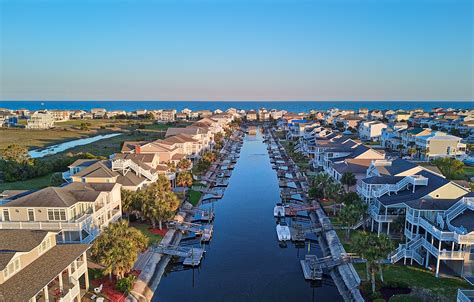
[273,204,285,217]
[276,222,291,241]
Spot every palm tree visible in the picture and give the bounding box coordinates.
[327,182,344,215]
[141,190,180,229]
[177,158,192,171]
[166,161,177,172]
[176,172,193,188]
[121,189,143,219]
[340,172,356,192]
[312,172,332,199]
[353,232,394,293]
[338,202,368,240]
[91,220,148,279]
[202,151,217,163]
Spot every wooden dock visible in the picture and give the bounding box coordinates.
[152,244,205,266]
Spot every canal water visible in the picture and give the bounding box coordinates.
[153,131,343,302]
[28,133,121,158]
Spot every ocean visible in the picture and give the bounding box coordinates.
[0,100,473,112]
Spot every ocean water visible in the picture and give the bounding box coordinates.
[0,100,472,112]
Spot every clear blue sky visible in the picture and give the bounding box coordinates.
[0,0,472,101]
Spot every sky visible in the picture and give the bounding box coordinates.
[0,0,472,101]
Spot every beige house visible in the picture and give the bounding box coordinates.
[0,229,90,302]
[0,182,121,243]
[27,111,55,129]
[415,133,467,160]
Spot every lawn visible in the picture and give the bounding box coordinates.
[0,173,53,191]
[188,190,202,206]
[340,230,474,301]
[130,223,164,244]
[464,166,474,178]
[0,120,190,151]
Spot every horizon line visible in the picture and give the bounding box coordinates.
[1,99,473,103]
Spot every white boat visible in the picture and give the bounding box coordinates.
[276,223,291,241]
[274,205,285,217]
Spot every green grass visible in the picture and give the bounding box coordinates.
[389,295,422,302]
[464,166,474,178]
[343,229,474,301]
[188,190,202,206]
[0,173,53,191]
[130,223,163,244]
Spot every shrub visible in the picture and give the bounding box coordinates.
[116,275,136,293]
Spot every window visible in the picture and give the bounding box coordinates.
[47,209,66,221]
[39,237,51,254]
[3,258,20,279]
[27,209,35,221]
[3,209,10,221]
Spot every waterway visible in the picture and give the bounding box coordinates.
[153,130,343,302]
[28,133,121,158]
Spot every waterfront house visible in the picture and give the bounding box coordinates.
[27,110,55,129]
[0,229,90,302]
[0,182,122,243]
[398,193,474,278]
[356,159,469,245]
[322,144,385,184]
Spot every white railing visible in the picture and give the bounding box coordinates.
[457,289,474,302]
[363,175,429,199]
[60,282,80,302]
[112,159,158,182]
[421,237,465,260]
[0,217,93,232]
[71,260,87,280]
[369,206,398,223]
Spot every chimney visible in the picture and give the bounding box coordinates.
[135,145,141,154]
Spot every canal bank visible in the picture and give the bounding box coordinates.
[265,127,363,302]
[152,129,342,301]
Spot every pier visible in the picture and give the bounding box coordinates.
[265,127,364,302]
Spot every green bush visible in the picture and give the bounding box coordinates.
[116,275,136,293]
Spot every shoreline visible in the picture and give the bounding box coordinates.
[129,129,245,302]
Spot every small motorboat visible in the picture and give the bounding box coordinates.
[273,204,285,217]
[276,222,291,241]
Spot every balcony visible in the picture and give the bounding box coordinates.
[457,289,474,302]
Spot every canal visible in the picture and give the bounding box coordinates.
[153,130,343,302]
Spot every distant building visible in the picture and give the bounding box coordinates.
[91,108,107,119]
[246,110,257,121]
[26,110,55,129]
[50,110,70,122]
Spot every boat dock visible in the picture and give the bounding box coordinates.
[151,244,205,266]
[265,127,364,302]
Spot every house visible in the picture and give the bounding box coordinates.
[50,110,70,122]
[0,110,18,127]
[357,160,469,245]
[27,111,55,129]
[322,144,385,184]
[155,109,176,122]
[0,229,90,302]
[398,193,474,278]
[246,110,257,121]
[70,110,86,119]
[414,133,467,160]
[0,182,122,243]
[358,121,387,141]
[91,108,107,119]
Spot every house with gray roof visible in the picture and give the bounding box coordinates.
[0,229,90,302]
[0,182,122,243]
